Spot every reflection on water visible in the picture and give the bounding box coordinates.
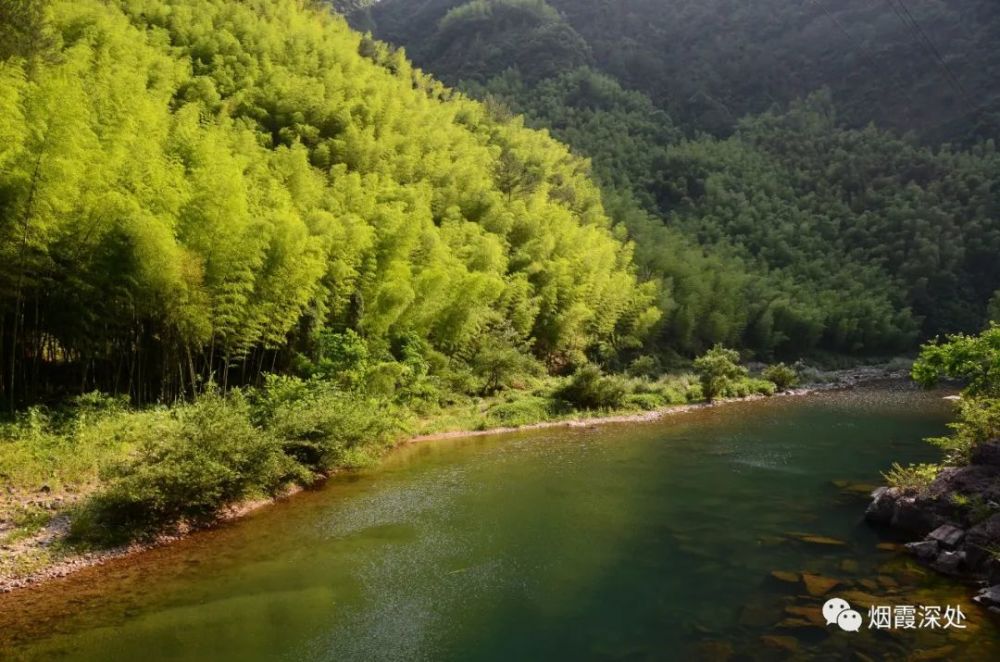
[1,384,998,660]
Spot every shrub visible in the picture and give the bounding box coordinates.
[485,395,554,426]
[693,345,747,401]
[624,392,665,411]
[73,391,303,543]
[882,462,940,493]
[556,364,630,410]
[762,363,799,391]
[467,327,542,395]
[304,329,371,389]
[0,401,150,493]
[912,323,1000,398]
[256,376,404,471]
[928,397,1000,465]
[718,377,776,399]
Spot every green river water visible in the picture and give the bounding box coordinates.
[2,384,998,660]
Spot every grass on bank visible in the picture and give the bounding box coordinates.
[0,348,795,550]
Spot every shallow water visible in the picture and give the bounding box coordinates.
[1,384,998,660]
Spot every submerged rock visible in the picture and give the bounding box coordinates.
[910,645,957,662]
[801,573,840,596]
[839,559,860,573]
[795,534,847,546]
[759,635,799,654]
[769,570,800,584]
[783,604,825,627]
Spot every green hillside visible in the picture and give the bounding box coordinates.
[0,0,657,408]
[344,0,1000,356]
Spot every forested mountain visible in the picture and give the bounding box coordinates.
[0,0,657,407]
[340,0,1000,357]
[351,0,1000,143]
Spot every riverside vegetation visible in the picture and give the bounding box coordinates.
[0,0,996,585]
[866,324,1000,595]
[1,343,793,572]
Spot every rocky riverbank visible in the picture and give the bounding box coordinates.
[866,439,1000,613]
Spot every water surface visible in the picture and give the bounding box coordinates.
[2,385,997,660]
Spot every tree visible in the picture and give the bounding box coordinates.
[912,324,1000,464]
[693,345,747,401]
[0,0,51,61]
[912,324,1000,399]
[762,363,798,392]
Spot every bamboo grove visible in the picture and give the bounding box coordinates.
[0,0,659,409]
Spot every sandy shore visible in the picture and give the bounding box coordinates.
[0,364,907,594]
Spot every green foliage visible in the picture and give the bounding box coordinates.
[555,364,629,410]
[913,326,1000,465]
[253,375,403,471]
[882,462,940,494]
[693,345,747,401]
[762,363,799,391]
[72,391,304,543]
[625,355,661,379]
[0,0,52,61]
[927,398,1000,466]
[718,378,776,400]
[304,330,372,389]
[913,323,1000,399]
[949,493,997,525]
[0,0,657,409]
[467,332,541,395]
[0,400,157,491]
[4,505,53,543]
[422,0,589,84]
[484,394,554,426]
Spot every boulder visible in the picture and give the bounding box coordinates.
[865,486,897,524]
[973,585,1000,609]
[927,524,965,549]
[892,496,941,534]
[928,465,1000,504]
[971,439,1000,467]
[965,513,1000,569]
[987,558,1000,586]
[930,550,965,575]
[905,539,939,560]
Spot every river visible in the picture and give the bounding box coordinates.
[1,384,997,660]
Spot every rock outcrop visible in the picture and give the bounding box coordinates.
[867,439,1000,599]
